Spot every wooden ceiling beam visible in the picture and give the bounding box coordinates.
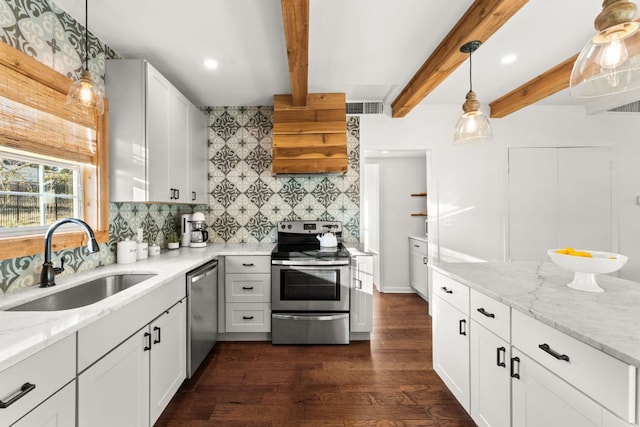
[489,54,579,118]
[281,0,309,107]
[391,0,528,118]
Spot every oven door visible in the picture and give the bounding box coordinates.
[271,261,350,312]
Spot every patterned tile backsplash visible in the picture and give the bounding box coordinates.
[206,106,360,243]
[0,0,361,294]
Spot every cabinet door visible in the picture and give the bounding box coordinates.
[12,381,75,427]
[189,103,208,203]
[350,255,373,333]
[470,321,510,427]
[511,350,602,427]
[78,328,150,427]
[432,294,470,412]
[169,89,190,201]
[146,63,172,202]
[149,300,187,425]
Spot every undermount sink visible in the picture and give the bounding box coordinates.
[8,273,157,311]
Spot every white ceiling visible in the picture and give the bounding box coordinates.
[52,0,606,111]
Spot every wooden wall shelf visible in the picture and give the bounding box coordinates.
[411,192,427,197]
[411,212,428,217]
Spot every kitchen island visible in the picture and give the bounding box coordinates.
[430,260,640,427]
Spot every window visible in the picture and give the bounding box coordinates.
[0,41,109,260]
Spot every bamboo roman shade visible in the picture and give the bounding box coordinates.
[0,58,96,164]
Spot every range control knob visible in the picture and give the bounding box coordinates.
[287,224,292,229]
[281,224,286,229]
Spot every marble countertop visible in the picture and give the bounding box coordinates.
[430,261,640,367]
[0,242,274,373]
[409,235,428,243]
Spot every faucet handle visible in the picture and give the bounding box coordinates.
[53,256,66,275]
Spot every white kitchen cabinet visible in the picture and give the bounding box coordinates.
[408,237,429,301]
[107,59,207,203]
[11,381,75,427]
[350,254,373,334]
[432,271,470,412]
[224,256,272,333]
[189,103,208,203]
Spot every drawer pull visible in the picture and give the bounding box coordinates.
[414,244,420,248]
[496,346,506,367]
[459,319,467,336]
[242,286,254,290]
[422,257,428,265]
[242,263,255,267]
[510,357,521,379]
[243,316,254,320]
[144,332,152,351]
[0,382,36,409]
[538,343,570,362]
[441,286,453,294]
[477,307,495,318]
[153,326,161,344]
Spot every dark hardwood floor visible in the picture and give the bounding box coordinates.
[156,290,476,426]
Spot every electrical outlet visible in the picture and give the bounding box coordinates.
[443,217,454,228]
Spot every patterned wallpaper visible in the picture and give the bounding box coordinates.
[206,106,360,243]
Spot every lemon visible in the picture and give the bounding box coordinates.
[575,251,592,258]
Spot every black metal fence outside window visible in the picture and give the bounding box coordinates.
[0,182,74,227]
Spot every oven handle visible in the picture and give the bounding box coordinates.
[273,313,349,321]
[271,260,350,266]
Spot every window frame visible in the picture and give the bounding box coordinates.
[0,41,109,260]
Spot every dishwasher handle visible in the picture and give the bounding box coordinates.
[191,260,218,283]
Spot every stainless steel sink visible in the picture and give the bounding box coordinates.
[8,273,157,311]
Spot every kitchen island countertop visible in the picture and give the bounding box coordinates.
[431,261,640,367]
[0,242,274,372]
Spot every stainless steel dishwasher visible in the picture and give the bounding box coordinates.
[186,259,218,378]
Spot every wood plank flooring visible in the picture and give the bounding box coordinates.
[156,290,476,426]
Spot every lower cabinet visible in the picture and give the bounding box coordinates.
[409,237,429,301]
[12,381,75,427]
[78,299,186,427]
[350,254,373,333]
[432,292,470,412]
[224,255,271,333]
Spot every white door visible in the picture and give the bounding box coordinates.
[149,301,187,425]
[12,381,75,427]
[508,147,612,261]
[350,255,373,333]
[470,321,510,427]
[511,350,602,427]
[432,295,470,412]
[78,328,150,427]
[146,63,172,202]
[189,103,208,203]
[169,89,190,201]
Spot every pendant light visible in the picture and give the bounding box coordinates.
[570,0,640,98]
[66,0,104,115]
[453,40,492,144]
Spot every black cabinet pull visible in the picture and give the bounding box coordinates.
[414,244,420,248]
[441,286,453,294]
[422,257,428,265]
[192,191,196,201]
[175,189,180,200]
[153,326,161,344]
[242,263,255,267]
[477,307,495,318]
[0,382,36,409]
[538,343,570,362]
[458,319,467,336]
[510,356,521,379]
[144,332,152,351]
[242,286,254,290]
[243,316,254,320]
[496,346,506,367]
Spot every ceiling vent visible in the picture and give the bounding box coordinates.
[346,101,384,115]
[608,100,640,113]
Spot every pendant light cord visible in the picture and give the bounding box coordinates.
[84,0,88,72]
[468,50,473,92]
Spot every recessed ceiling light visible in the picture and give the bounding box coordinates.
[501,54,517,65]
[381,150,390,154]
[204,59,218,70]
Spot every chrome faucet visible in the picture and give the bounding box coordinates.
[40,218,100,288]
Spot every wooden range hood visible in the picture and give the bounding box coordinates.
[272,93,348,174]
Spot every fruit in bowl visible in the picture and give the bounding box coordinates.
[547,248,628,292]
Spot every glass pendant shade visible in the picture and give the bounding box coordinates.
[454,108,492,144]
[570,0,640,98]
[66,69,104,115]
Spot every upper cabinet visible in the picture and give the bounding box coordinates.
[106,59,208,203]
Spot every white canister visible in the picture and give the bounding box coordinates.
[148,244,161,256]
[136,242,148,260]
[117,238,138,264]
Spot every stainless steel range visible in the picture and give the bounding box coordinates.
[271,220,350,345]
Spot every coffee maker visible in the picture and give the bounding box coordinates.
[180,214,192,247]
[189,212,208,248]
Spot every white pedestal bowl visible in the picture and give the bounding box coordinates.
[547,249,628,292]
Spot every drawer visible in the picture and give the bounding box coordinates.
[225,273,270,302]
[225,255,271,274]
[409,238,427,254]
[0,334,75,427]
[470,289,510,342]
[432,270,469,314]
[225,302,271,332]
[512,309,636,423]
